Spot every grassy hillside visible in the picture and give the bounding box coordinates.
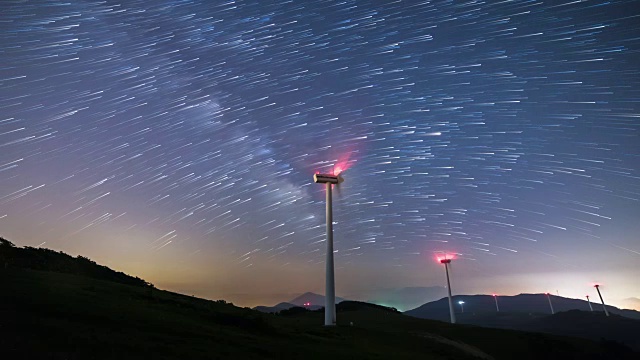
[0,237,151,288]
[523,310,640,351]
[1,267,637,360]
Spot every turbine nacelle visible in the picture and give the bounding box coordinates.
[313,173,344,184]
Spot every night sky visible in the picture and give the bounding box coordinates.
[2,0,639,310]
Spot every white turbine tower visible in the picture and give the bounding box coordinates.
[440,257,456,324]
[545,292,555,315]
[313,171,344,326]
[586,295,594,312]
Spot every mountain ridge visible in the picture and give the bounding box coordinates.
[406,293,640,320]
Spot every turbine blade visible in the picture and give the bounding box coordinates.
[334,182,342,198]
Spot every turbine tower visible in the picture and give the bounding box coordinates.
[458,300,465,313]
[313,172,344,326]
[594,284,610,317]
[493,294,500,312]
[586,295,593,312]
[440,258,456,324]
[545,293,555,315]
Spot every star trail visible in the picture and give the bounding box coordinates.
[1,0,639,308]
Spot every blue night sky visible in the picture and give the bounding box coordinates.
[1,0,639,309]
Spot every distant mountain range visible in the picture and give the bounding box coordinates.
[253,302,298,313]
[621,297,640,311]
[359,286,447,311]
[406,293,640,351]
[254,287,448,313]
[289,292,346,307]
[253,292,345,313]
[405,293,640,321]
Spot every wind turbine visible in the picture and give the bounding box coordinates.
[313,171,344,326]
[439,257,456,324]
[594,284,610,316]
[545,292,555,315]
[586,295,593,312]
[458,300,465,313]
[493,294,500,312]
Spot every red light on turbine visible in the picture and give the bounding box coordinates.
[436,253,457,264]
[333,151,357,175]
[492,294,497,297]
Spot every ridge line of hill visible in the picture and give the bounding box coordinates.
[0,236,153,288]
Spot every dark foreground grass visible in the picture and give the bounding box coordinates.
[1,268,636,360]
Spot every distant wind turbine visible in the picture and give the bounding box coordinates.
[439,256,456,324]
[545,293,555,315]
[594,284,610,317]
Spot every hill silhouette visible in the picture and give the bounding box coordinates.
[361,286,448,311]
[524,310,640,351]
[289,291,346,306]
[406,294,640,350]
[274,301,402,316]
[0,237,152,288]
[255,292,347,312]
[254,301,297,313]
[1,241,637,359]
[255,288,447,313]
[406,293,640,321]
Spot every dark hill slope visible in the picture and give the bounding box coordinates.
[2,268,637,359]
[523,310,640,351]
[0,237,151,288]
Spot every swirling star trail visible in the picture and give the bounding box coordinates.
[1,0,639,308]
